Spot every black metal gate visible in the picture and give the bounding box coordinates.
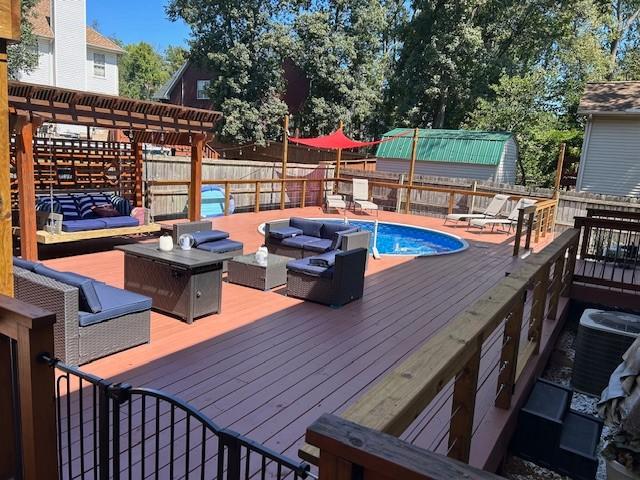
[43,355,312,480]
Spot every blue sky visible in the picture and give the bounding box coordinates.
[87,0,190,52]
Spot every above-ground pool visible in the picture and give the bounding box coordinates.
[260,219,468,256]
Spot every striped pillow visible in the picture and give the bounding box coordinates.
[110,195,132,216]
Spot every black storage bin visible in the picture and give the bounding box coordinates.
[511,379,571,468]
[555,410,603,480]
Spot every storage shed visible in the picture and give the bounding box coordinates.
[375,129,518,183]
[577,82,640,197]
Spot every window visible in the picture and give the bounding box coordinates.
[196,80,211,100]
[93,53,105,78]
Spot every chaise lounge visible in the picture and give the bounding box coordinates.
[265,217,370,259]
[13,257,151,366]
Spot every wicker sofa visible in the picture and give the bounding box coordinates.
[13,258,151,366]
[264,217,370,259]
[170,220,244,271]
[286,248,368,306]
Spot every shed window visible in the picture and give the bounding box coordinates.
[93,53,106,78]
[196,80,210,100]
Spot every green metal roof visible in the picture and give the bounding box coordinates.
[376,128,513,166]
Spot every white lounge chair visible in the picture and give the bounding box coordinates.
[444,194,509,226]
[325,193,347,211]
[352,178,379,215]
[469,198,538,233]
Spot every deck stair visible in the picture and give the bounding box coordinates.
[511,378,603,480]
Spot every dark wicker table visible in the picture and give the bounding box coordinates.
[116,243,223,324]
[227,253,292,291]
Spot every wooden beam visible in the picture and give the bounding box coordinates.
[15,119,38,260]
[35,223,161,244]
[0,40,12,296]
[133,141,143,207]
[280,115,289,209]
[553,143,566,198]
[189,134,205,221]
[448,347,480,463]
[0,0,21,41]
[408,128,419,186]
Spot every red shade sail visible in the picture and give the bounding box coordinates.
[288,128,383,150]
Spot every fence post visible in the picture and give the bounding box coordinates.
[279,180,286,210]
[447,192,455,215]
[448,347,480,463]
[224,181,231,216]
[222,433,241,480]
[0,295,58,480]
[404,186,412,214]
[254,181,260,213]
[396,174,404,213]
[513,208,526,257]
[495,295,525,409]
[524,211,535,250]
[469,181,477,214]
[301,180,307,208]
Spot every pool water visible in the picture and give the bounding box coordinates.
[319,219,468,256]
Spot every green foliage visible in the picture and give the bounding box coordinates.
[7,0,39,79]
[119,42,171,100]
[164,45,188,74]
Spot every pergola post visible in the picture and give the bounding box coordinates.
[553,142,566,199]
[189,134,205,221]
[133,141,144,207]
[15,118,38,261]
[407,128,419,186]
[280,115,289,210]
[0,1,21,295]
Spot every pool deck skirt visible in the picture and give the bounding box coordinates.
[41,207,556,472]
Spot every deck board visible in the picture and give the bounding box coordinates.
[42,207,546,474]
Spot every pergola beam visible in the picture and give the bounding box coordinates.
[15,117,40,260]
[0,40,13,295]
[188,134,207,221]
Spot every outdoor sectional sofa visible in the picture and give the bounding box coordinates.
[35,192,139,233]
[264,217,370,259]
[170,220,244,271]
[13,257,151,366]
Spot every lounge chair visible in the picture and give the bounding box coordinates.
[469,198,538,233]
[325,193,347,212]
[444,194,509,226]
[352,179,379,215]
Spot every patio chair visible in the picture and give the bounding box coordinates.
[468,198,538,233]
[171,220,243,271]
[352,178,379,215]
[444,194,509,226]
[325,193,347,212]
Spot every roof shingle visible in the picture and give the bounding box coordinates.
[578,82,640,114]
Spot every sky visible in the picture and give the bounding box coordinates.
[86,0,190,52]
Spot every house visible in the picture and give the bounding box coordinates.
[375,128,518,184]
[153,58,309,113]
[19,0,123,95]
[576,82,640,197]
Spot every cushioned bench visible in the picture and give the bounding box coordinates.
[265,217,370,259]
[13,257,151,365]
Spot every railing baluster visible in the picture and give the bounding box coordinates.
[529,265,550,354]
[495,295,525,409]
[547,254,565,321]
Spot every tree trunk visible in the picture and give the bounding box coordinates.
[433,85,448,128]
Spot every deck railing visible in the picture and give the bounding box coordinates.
[300,228,579,466]
[512,198,558,257]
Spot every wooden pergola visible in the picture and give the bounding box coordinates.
[7,81,222,260]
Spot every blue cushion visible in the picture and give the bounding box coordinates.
[36,197,62,214]
[308,251,338,268]
[281,235,321,249]
[320,222,352,240]
[269,226,303,240]
[196,239,243,254]
[287,258,334,278]
[304,238,333,253]
[191,230,229,246]
[331,227,360,250]
[77,194,111,219]
[78,283,151,327]
[56,195,81,220]
[13,257,40,271]
[290,217,322,237]
[33,265,102,313]
[110,195,132,216]
[62,219,106,232]
[97,216,140,228]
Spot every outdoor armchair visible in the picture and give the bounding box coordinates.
[352,178,379,215]
[468,198,538,233]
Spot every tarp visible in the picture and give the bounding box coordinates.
[288,128,383,150]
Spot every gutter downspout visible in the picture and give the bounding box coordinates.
[575,114,593,193]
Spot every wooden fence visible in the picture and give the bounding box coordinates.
[300,228,580,466]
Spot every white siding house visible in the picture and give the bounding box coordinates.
[18,0,123,95]
[577,82,640,197]
[376,129,518,184]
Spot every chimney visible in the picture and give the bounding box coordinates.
[52,0,87,90]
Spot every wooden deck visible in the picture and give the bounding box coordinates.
[41,207,549,472]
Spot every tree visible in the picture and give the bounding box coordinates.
[119,42,170,100]
[7,0,39,79]
[165,45,188,75]
[291,0,393,137]
[166,0,289,145]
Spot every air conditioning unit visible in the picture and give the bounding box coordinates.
[572,309,640,396]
